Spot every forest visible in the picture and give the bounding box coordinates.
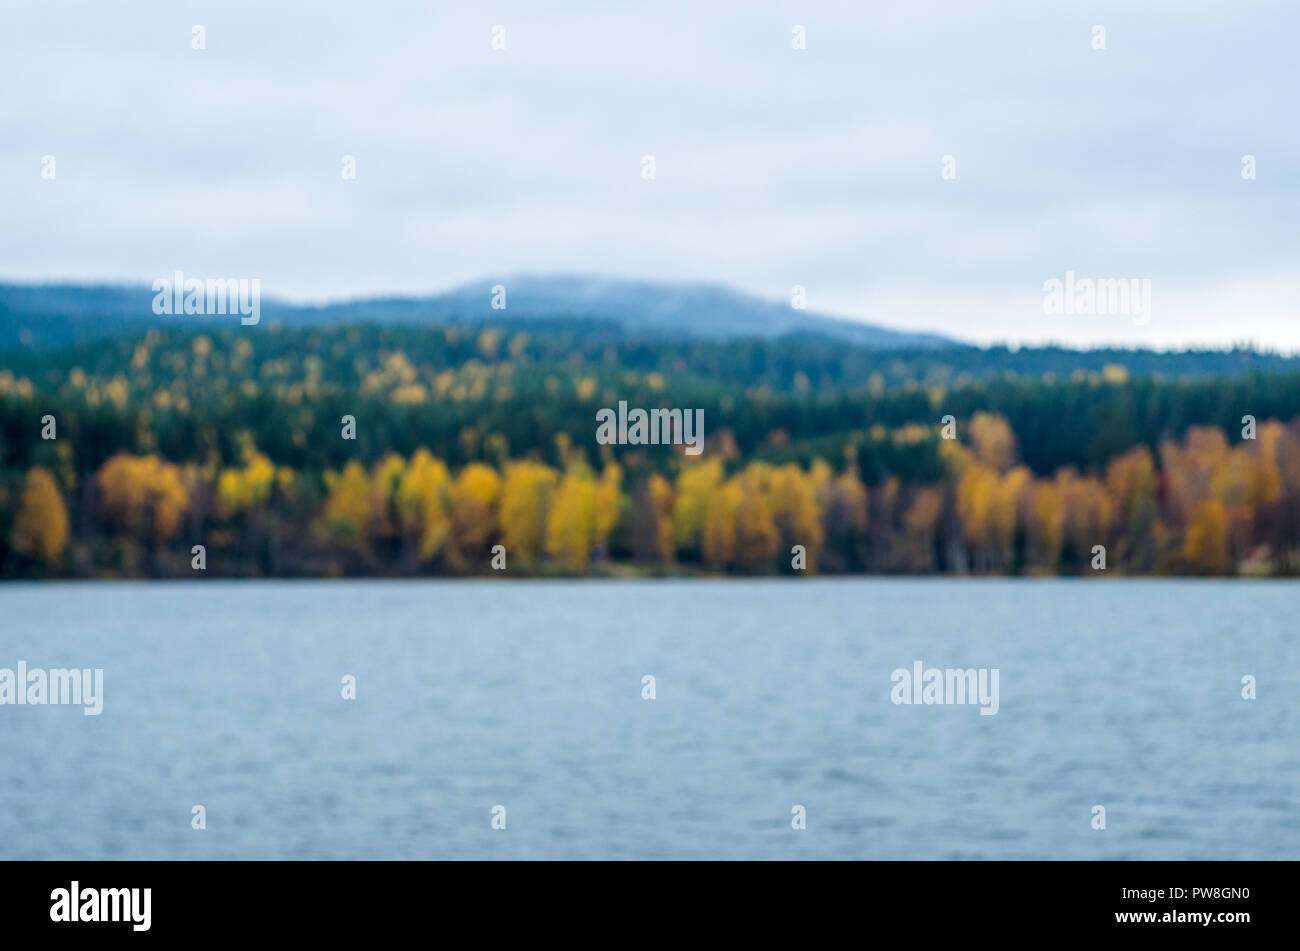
[2,322,1299,578]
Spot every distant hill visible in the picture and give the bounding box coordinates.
[0,275,955,351]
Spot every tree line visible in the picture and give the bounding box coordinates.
[2,325,1299,577]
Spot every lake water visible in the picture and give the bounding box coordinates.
[0,579,1295,860]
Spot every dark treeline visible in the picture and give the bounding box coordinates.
[2,324,1297,477]
[1,320,1291,388]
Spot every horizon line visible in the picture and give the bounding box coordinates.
[0,271,1292,358]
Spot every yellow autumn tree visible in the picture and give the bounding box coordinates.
[367,453,407,544]
[1184,498,1230,573]
[396,449,452,562]
[969,412,1018,472]
[1027,480,1063,571]
[701,478,742,569]
[11,467,69,568]
[673,457,724,557]
[767,463,823,570]
[902,487,943,572]
[97,454,189,543]
[216,448,276,519]
[1054,467,1112,565]
[956,462,998,569]
[1245,421,1284,512]
[322,460,371,549]
[821,463,868,568]
[707,465,778,572]
[644,473,676,562]
[546,463,601,572]
[448,463,501,567]
[1105,444,1159,568]
[1161,427,1228,525]
[1106,445,1156,514]
[499,459,559,569]
[992,466,1030,569]
[593,462,623,555]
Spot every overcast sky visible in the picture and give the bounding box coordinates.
[2,1,1296,349]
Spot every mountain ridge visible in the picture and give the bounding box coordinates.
[0,275,955,351]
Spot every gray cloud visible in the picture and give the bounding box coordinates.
[2,0,1297,347]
